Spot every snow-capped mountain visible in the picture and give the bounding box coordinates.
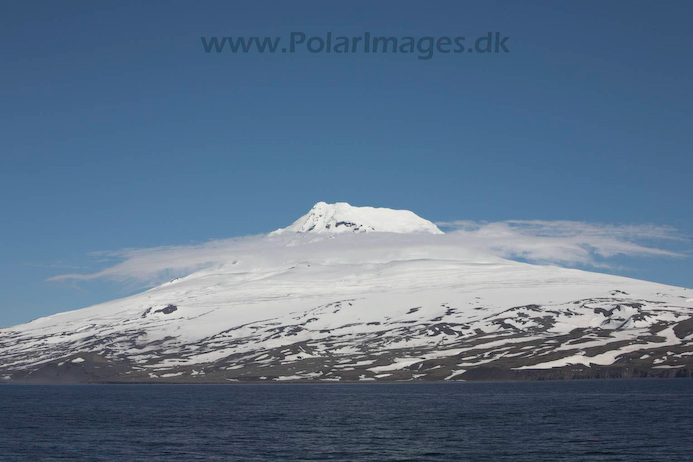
[270,201,444,235]
[1,202,692,383]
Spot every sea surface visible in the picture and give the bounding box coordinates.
[1,380,692,461]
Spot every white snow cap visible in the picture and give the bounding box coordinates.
[271,202,444,235]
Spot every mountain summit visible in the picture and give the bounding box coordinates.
[271,202,443,235]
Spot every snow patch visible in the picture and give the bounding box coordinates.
[161,372,184,378]
[444,370,466,381]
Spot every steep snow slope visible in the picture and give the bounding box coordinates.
[1,203,692,383]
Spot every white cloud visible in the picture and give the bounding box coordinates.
[48,220,688,288]
[437,220,685,265]
[48,236,263,286]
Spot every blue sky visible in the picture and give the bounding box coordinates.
[1,0,692,327]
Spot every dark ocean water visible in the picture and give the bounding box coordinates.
[1,380,692,461]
